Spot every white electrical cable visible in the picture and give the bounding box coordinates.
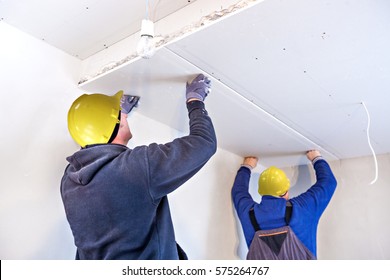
[361,101,378,184]
[152,0,162,21]
[145,0,149,19]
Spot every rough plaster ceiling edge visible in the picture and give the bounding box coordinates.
[78,0,261,86]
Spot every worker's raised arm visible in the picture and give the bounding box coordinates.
[143,74,217,200]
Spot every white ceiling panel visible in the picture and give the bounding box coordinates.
[167,0,390,159]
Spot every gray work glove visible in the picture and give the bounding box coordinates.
[186,74,211,102]
[120,95,140,114]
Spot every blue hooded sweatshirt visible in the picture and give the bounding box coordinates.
[61,101,216,259]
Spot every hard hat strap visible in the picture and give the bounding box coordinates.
[108,112,121,143]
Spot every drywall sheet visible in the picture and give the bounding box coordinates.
[80,48,337,167]
[167,0,390,160]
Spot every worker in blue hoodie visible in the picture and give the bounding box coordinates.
[61,74,216,260]
[232,150,337,259]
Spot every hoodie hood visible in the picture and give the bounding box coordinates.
[65,144,128,185]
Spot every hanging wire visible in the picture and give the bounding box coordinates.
[152,0,162,22]
[361,101,378,184]
[145,0,149,19]
[144,0,161,22]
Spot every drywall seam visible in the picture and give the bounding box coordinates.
[164,47,340,162]
[79,0,261,85]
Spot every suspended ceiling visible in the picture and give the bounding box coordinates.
[2,0,390,167]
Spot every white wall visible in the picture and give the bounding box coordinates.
[319,154,390,259]
[0,22,82,259]
[1,22,389,260]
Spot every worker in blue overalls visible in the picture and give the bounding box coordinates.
[232,150,337,259]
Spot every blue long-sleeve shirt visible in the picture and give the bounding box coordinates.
[232,159,337,257]
[61,101,216,260]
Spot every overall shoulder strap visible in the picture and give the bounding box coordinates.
[249,208,261,231]
[285,201,292,225]
[249,201,293,232]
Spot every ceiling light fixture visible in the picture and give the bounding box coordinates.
[137,19,155,59]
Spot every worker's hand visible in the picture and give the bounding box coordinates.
[243,156,258,169]
[186,74,211,102]
[306,150,321,161]
[120,95,140,114]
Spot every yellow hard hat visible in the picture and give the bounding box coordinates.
[258,166,290,197]
[67,91,123,147]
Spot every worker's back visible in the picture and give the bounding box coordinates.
[246,203,315,260]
